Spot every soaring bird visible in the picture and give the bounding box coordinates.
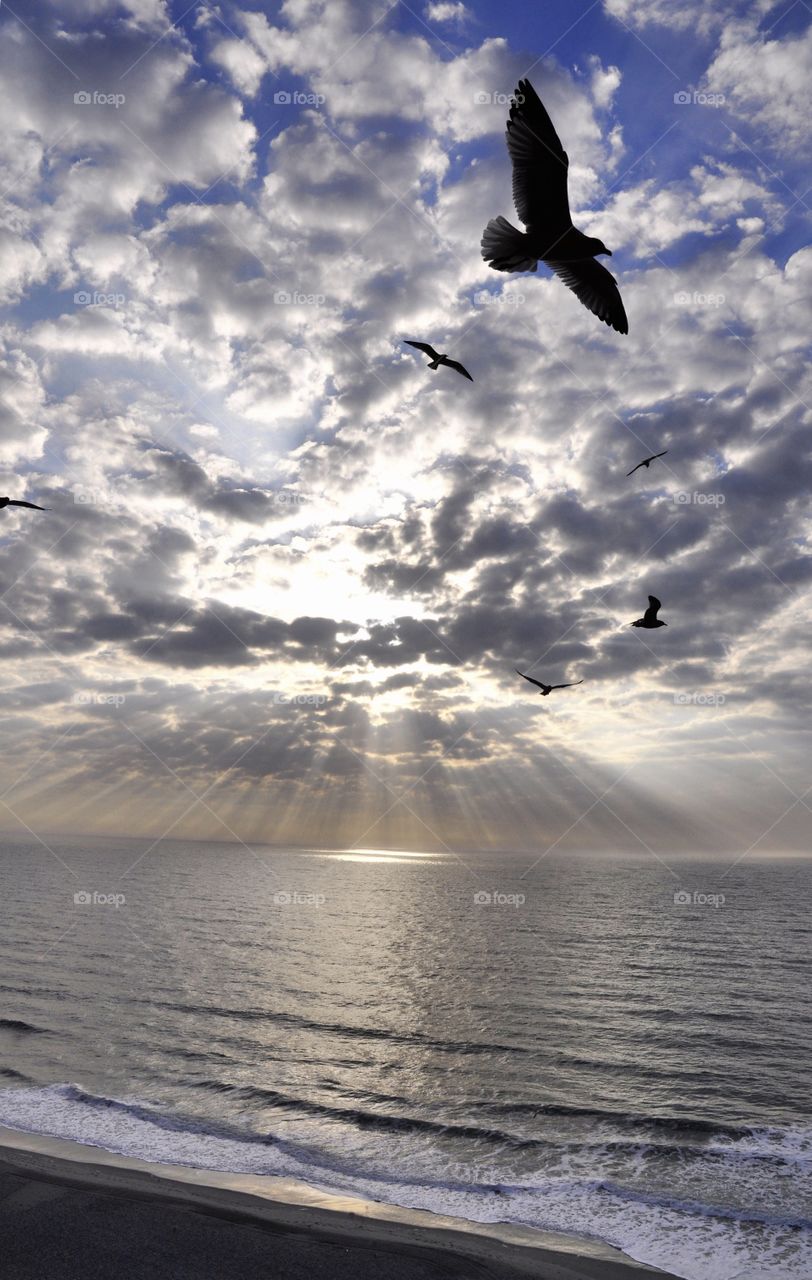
[403,340,473,381]
[481,79,628,335]
[632,596,667,629]
[0,497,48,511]
[515,669,584,696]
[627,450,668,477]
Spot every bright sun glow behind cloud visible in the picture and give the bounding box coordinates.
[0,0,810,858]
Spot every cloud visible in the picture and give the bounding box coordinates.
[0,0,809,853]
[424,2,469,24]
[705,16,812,157]
[602,0,769,37]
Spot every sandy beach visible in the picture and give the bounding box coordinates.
[0,1126,681,1280]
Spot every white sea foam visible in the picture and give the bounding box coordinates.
[0,1084,810,1280]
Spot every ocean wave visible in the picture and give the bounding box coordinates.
[187,1079,550,1147]
[186,1080,812,1170]
[0,1078,810,1272]
[0,1019,47,1035]
[125,998,527,1057]
[0,983,66,1000]
[4,1082,812,1188]
[45,1085,269,1145]
[579,1179,812,1232]
[0,1078,810,1280]
[481,1099,750,1138]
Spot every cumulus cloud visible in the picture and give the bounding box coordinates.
[0,0,809,854]
[602,0,771,37]
[705,15,812,156]
[425,2,469,24]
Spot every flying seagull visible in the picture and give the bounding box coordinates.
[632,596,667,629]
[627,450,668,477]
[515,669,584,696]
[0,497,49,511]
[403,340,473,381]
[481,79,628,335]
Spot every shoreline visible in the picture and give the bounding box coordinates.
[0,1124,682,1279]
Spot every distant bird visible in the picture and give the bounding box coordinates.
[632,596,667,629]
[515,669,584,696]
[627,450,668,477]
[481,79,628,335]
[0,497,48,511]
[403,340,473,381]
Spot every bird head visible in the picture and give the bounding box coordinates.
[589,238,612,257]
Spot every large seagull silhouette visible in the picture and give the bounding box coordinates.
[632,596,667,629]
[403,340,473,381]
[515,670,584,697]
[481,79,628,335]
[0,496,48,512]
[627,450,668,477]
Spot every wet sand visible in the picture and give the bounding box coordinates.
[0,1126,681,1279]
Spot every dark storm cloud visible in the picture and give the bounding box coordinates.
[0,0,809,852]
[127,604,359,669]
[141,446,299,525]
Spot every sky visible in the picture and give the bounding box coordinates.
[0,0,810,858]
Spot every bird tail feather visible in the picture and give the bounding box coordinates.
[481,217,537,273]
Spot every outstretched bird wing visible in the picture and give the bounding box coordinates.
[404,340,439,360]
[550,680,584,690]
[643,595,662,624]
[444,359,473,382]
[505,79,571,233]
[627,450,667,476]
[515,668,547,691]
[7,500,48,510]
[547,259,628,334]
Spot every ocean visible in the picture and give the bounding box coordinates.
[0,836,810,1279]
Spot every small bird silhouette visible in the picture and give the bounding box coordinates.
[0,497,49,511]
[627,450,668,477]
[515,669,584,696]
[632,596,667,629]
[481,79,628,334]
[404,340,473,381]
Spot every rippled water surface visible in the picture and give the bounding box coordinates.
[0,837,810,1279]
